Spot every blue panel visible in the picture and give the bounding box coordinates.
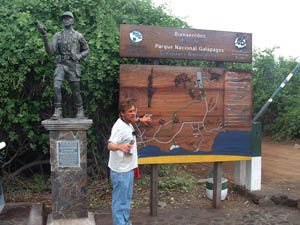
[138,130,252,158]
[211,130,252,156]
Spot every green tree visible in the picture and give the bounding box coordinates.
[0,0,187,178]
[1,0,300,180]
[251,48,300,141]
[221,48,300,141]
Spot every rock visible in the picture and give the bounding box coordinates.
[294,143,300,149]
[285,199,297,208]
[297,200,300,210]
[271,195,288,205]
[258,196,275,207]
[197,179,206,184]
[158,201,167,207]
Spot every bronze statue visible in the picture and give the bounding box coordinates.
[36,12,90,119]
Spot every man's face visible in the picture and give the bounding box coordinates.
[120,105,136,123]
[62,16,74,27]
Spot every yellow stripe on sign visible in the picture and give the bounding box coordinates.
[138,155,251,164]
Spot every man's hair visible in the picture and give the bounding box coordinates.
[119,99,135,113]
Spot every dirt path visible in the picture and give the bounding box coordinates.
[262,140,300,182]
[187,138,300,199]
[260,139,300,198]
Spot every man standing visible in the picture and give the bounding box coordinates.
[108,99,152,225]
[36,12,90,119]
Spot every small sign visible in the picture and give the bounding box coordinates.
[120,24,252,63]
[57,141,80,167]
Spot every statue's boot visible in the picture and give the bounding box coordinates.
[51,107,63,120]
[76,106,85,119]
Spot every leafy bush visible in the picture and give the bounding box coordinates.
[0,0,187,177]
[251,48,300,140]
[1,0,300,180]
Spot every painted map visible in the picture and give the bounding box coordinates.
[120,64,253,163]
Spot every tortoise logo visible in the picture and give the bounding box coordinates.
[235,35,247,49]
[129,30,143,44]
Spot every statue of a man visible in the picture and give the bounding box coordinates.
[36,12,90,119]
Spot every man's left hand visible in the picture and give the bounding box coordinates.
[140,115,152,125]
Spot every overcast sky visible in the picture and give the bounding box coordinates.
[152,0,299,59]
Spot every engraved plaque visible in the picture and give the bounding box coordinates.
[57,140,80,167]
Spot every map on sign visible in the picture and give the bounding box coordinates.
[120,64,252,163]
[136,72,222,152]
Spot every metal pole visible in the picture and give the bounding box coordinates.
[252,62,300,122]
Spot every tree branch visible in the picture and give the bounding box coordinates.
[4,160,49,181]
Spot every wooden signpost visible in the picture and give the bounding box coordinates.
[119,24,253,213]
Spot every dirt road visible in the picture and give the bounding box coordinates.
[260,139,300,198]
[211,139,300,198]
[262,140,300,181]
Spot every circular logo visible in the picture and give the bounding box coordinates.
[235,36,247,49]
[129,30,143,44]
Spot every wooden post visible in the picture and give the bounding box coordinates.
[212,162,222,209]
[212,61,224,209]
[150,164,158,216]
[150,59,159,216]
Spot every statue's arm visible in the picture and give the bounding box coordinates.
[36,20,55,56]
[78,35,90,59]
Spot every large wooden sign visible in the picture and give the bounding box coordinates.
[120,24,252,63]
[120,64,253,164]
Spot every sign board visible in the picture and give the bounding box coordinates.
[120,64,253,164]
[120,24,252,63]
[57,140,80,167]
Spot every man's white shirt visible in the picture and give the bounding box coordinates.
[108,118,138,172]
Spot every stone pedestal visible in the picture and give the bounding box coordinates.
[47,212,95,225]
[42,118,93,222]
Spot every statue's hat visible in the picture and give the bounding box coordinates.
[61,11,74,19]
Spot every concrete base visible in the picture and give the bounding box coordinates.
[0,202,43,225]
[47,212,95,225]
[28,203,43,225]
[234,157,261,191]
[234,161,246,186]
[246,157,261,191]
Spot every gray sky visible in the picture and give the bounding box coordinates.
[152,0,299,59]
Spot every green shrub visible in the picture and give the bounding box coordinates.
[0,0,187,177]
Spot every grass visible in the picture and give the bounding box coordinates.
[2,164,218,210]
